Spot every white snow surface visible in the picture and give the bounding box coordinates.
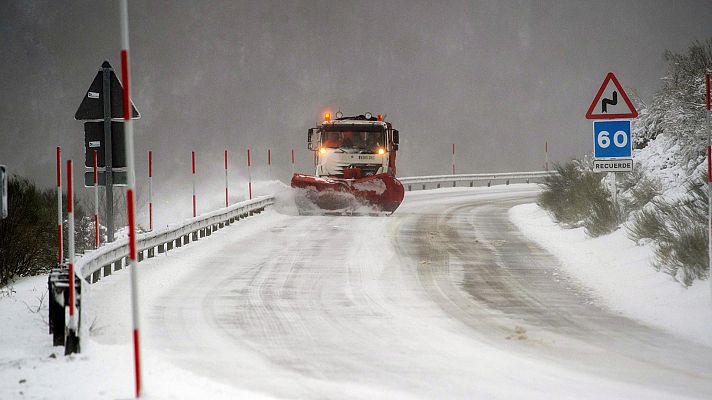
[2,184,710,399]
[510,202,712,348]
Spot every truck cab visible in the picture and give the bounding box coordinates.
[308,112,400,179]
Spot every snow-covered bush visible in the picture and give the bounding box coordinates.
[627,178,708,286]
[0,176,56,286]
[538,161,621,237]
[0,175,96,286]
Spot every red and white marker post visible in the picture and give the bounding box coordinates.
[451,143,456,175]
[224,149,229,207]
[247,148,252,200]
[56,147,63,264]
[119,0,143,396]
[545,141,549,171]
[291,148,295,175]
[93,150,100,248]
[66,160,77,339]
[192,151,197,218]
[148,150,153,231]
[706,72,711,303]
[267,147,272,180]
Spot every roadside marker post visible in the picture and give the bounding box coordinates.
[706,72,711,303]
[148,150,153,231]
[56,147,63,263]
[93,150,100,248]
[192,151,196,218]
[268,147,272,180]
[291,148,295,175]
[66,160,79,354]
[224,149,229,208]
[545,141,549,171]
[119,0,143,396]
[0,165,6,219]
[247,148,252,200]
[451,143,456,175]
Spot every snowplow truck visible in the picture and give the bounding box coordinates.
[291,112,405,214]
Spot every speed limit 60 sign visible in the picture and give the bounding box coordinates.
[593,120,631,158]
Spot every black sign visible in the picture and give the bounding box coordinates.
[84,122,127,168]
[75,61,140,121]
[84,171,128,187]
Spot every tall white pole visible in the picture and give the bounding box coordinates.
[119,0,143,396]
[56,147,63,264]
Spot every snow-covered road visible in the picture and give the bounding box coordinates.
[92,185,712,399]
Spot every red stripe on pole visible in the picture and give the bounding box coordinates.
[292,149,295,164]
[706,73,710,112]
[224,149,228,170]
[133,328,141,397]
[67,160,73,213]
[148,150,152,178]
[268,148,271,165]
[192,151,196,174]
[707,145,711,183]
[248,182,252,200]
[121,50,131,120]
[247,148,251,166]
[127,189,137,260]
[56,147,61,187]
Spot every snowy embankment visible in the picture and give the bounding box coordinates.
[510,203,712,348]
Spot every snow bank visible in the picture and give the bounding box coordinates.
[510,203,712,347]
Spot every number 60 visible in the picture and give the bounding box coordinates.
[597,130,627,148]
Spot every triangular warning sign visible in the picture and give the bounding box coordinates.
[585,72,638,120]
[75,61,140,121]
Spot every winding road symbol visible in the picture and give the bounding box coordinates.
[585,72,638,119]
[601,91,617,113]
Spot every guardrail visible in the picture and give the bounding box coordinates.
[399,171,555,190]
[75,195,274,284]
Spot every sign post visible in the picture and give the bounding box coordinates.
[586,72,638,206]
[93,150,100,248]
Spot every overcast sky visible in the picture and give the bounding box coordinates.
[2,0,712,197]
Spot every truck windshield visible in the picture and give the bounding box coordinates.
[321,131,385,152]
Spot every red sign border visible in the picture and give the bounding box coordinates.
[585,72,638,120]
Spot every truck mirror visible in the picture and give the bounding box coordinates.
[307,128,315,150]
[392,130,399,150]
[1,165,7,219]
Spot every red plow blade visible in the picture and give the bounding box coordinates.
[291,173,405,214]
